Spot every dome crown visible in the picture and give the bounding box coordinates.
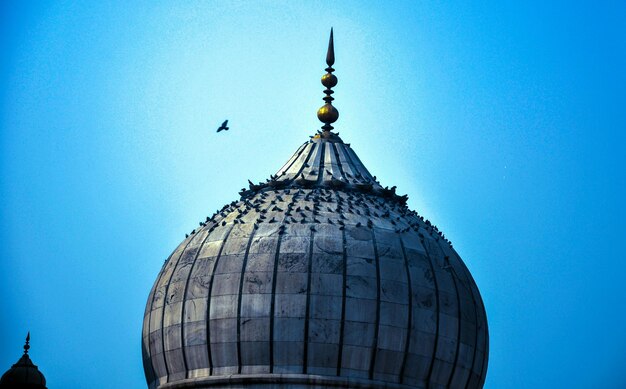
[240,133,404,204]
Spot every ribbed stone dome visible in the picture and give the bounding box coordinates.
[142,133,488,389]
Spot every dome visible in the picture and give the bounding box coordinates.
[142,31,488,389]
[0,334,47,389]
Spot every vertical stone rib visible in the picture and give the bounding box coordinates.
[283,143,315,180]
[330,143,347,181]
[235,199,277,374]
[334,143,358,180]
[291,143,317,181]
[463,297,481,389]
[316,141,327,186]
[159,234,199,382]
[398,237,413,384]
[456,258,481,389]
[335,228,348,376]
[145,247,178,386]
[205,224,236,375]
[236,229,259,374]
[457,248,489,389]
[180,224,216,377]
[344,145,375,181]
[276,143,307,177]
[269,194,299,372]
[433,241,482,389]
[437,242,463,388]
[477,284,489,389]
[268,232,284,373]
[304,142,324,182]
[302,228,316,374]
[478,324,489,389]
[448,248,487,389]
[368,229,382,379]
[420,234,441,386]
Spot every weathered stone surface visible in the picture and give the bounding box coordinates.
[142,135,488,388]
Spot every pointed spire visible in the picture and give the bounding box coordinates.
[24,332,30,354]
[326,28,335,66]
[317,28,339,133]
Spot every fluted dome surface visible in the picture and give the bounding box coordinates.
[142,134,488,389]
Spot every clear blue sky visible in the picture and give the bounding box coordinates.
[1,2,625,388]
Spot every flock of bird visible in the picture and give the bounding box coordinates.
[182,185,455,254]
[202,118,455,257]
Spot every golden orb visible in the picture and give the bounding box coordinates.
[317,103,339,123]
[321,73,337,88]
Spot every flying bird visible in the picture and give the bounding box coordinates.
[217,120,229,132]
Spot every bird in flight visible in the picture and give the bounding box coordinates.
[217,120,229,132]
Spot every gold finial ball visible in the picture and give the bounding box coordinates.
[317,103,339,123]
[321,73,337,88]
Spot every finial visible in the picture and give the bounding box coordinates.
[24,332,30,354]
[326,28,335,66]
[317,28,339,133]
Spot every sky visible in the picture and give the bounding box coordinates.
[1,1,625,388]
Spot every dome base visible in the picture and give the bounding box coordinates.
[157,374,418,389]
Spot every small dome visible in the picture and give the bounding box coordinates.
[0,334,47,389]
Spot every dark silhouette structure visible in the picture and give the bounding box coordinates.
[0,333,47,389]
